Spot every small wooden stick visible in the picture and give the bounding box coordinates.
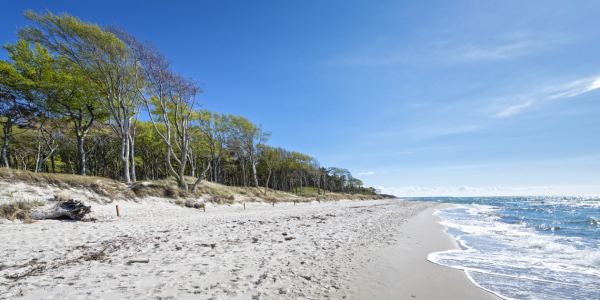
[127,259,149,264]
[116,205,120,217]
[244,203,246,209]
[273,200,275,207]
[203,203,206,212]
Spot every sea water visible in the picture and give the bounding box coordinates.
[408,196,600,300]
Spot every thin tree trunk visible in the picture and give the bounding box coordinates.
[129,134,136,182]
[264,169,271,195]
[191,162,211,194]
[121,133,131,183]
[76,134,86,176]
[34,139,42,173]
[251,159,259,188]
[36,128,58,174]
[300,171,303,196]
[1,124,12,168]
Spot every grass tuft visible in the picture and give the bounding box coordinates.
[54,191,71,202]
[0,199,47,221]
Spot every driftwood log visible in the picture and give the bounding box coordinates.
[30,200,92,221]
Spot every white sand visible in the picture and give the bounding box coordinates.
[1,198,439,299]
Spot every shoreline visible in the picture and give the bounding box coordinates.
[346,203,502,299]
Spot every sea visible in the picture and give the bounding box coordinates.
[407,196,600,300]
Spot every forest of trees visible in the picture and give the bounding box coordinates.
[0,10,377,196]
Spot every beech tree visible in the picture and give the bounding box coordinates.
[196,110,230,183]
[0,57,38,168]
[3,40,106,175]
[111,27,209,191]
[307,158,322,195]
[19,10,140,182]
[230,116,271,188]
[259,145,280,195]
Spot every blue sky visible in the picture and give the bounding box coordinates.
[2,1,600,196]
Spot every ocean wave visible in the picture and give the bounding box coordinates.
[429,200,600,299]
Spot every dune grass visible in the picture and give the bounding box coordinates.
[0,169,393,211]
[288,186,390,201]
[131,177,300,202]
[0,199,47,221]
[131,177,392,204]
[0,168,137,201]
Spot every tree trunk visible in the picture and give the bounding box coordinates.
[129,134,136,182]
[51,155,56,173]
[1,124,12,168]
[300,171,303,196]
[34,140,42,173]
[121,133,131,183]
[76,134,86,176]
[36,146,57,173]
[317,174,321,195]
[264,169,271,195]
[191,161,211,194]
[251,159,259,188]
[240,159,247,187]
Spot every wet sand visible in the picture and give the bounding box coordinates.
[347,204,501,299]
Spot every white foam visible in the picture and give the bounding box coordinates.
[430,204,600,299]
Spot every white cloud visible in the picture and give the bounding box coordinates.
[375,185,600,197]
[493,76,600,117]
[358,172,374,175]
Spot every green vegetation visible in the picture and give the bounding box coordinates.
[0,10,385,200]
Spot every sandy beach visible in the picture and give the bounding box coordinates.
[0,199,497,299]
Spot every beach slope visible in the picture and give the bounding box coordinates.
[346,204,501,299]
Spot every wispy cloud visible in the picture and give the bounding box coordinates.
[494,76,600,117]
[324,33,558,67]
[458,41,535,60]
[411,125,483,138]
[358,172,374,175]
[450,36,551,62]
